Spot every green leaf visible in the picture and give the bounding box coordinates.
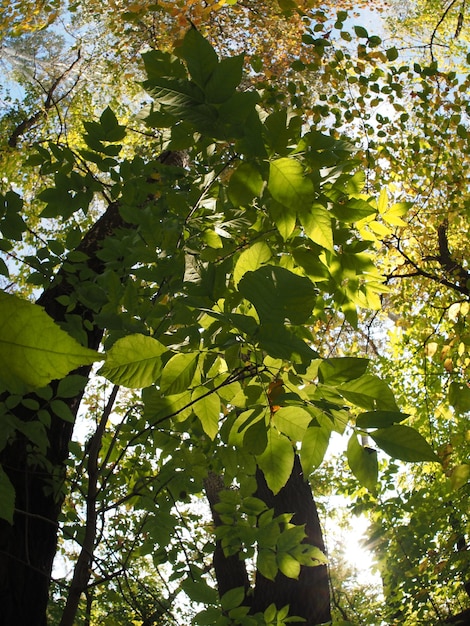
[160,352,199,395]
[319,357,369,384]
[370,425,439,462]
[449,464,470,490]
[228,162,264,208]
[142,77,205,120]
[233,241,272,287]
[220,587,245,611]
[256,428,294,494]
[277,552,300,579]
[192,386,220,439]
[300,426,331,472]
[98,334,168,388]
[228,406,266,448]
[333,198,376,222]
[99,106,126,142]
[257,548,278,581]
[268,157,314,211]
[238,265,317,325]
[448,382,470,413]
[181,572,218,604]
[356,410,409,428]
[142,49,187,81]
[347,433,378,492]
[258,325,317,363]
[273,406,312,441]
[298,204,333,251]
[0,292,100,393]
[142,387,192,423]
[0,466,14,524]
[354,25,369,38]
[205,53,244,103]
[268,199,296,240]
[56,374,87,398]
[386,46,399,61]
[338,375,398,411]
[178,27,218,88]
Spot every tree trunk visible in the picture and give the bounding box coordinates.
[0,202,126,626]
[252,455,331,625]
[207,455,331,626]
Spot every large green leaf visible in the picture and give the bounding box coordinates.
[347,433,378,492]
[192,386,220,439]
[370,425,439,462]
[178,27,218,88]
[257,325,317,363]
[298,204,333,251]
[160,352,199,396]
[228,162,265,208]
[142,387,192,424]
[0,292,100,393]
[448,381,470,413]
[277,552,301,579]
[268,199,297,240]
[300,426,331,472]
[319,357,369,384]
[205,53,244,103]
[238,265,316,325]
[233,241,271,287]
[356,410,409,428]
[273,406,312,441]
[268,157,314,211]
[256,428,294,494]
[338,374,398,411]
[98,334,168,388]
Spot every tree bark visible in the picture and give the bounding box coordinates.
[0,202,127,626]
[207,455,331,626]
[252,455,331,625]
[0,148,183,624]
[204,472,251,601]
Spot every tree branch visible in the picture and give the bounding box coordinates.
[7,50,82,148]
[59,385,119,626]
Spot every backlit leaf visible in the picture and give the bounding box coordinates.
[273,406,312,441]
[238,265,316,325]
[268,157,314,211]
[256,428,294,494]
[347,433,378,492]
[228,161,264,207]
[160,352,199,395]
[338,375,398,411]
[233,241,272,287]
[98,334,168,388]
[0,292,100,393]
[319,357,369,384]
[370,425,439,462]
[300,426,331,472]
[192,386,220,439]
[298,204,333,251]
[178,27,218,88]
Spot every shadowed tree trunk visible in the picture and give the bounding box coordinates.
[0,202,126,626]
[0,149,186,625]
[206,454,331,626]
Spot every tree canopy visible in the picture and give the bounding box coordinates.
[0,1,469,625]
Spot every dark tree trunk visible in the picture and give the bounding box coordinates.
[204,472,251,602]
[0,202,126,626]
[0,147,183,625]
[252,455,331,625]
[207,455,331,626]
